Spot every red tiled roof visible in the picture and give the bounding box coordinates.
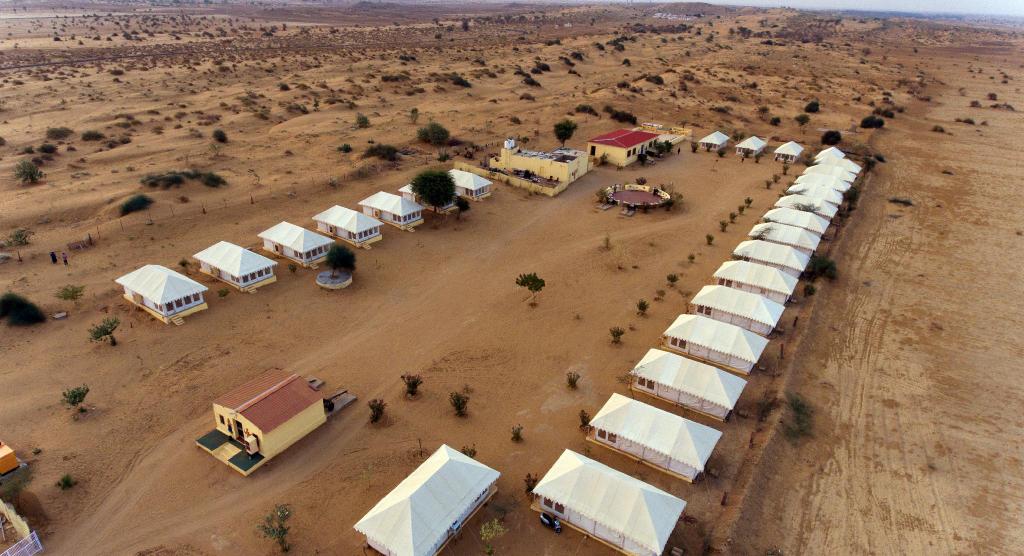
[588,129,660,149]
[214,370,322,432]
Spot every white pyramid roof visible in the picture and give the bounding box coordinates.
[532,450,685,555]
[773,141,803,156]
[762,207,830,235]
[590,393,722,471]
[815,154,861,174]
[313,205,382,234]
[354,445,500,556]
[115,264,207,304]
[774,195,838,219]
[663,314,769,364]
[360,191,424,216]
[785,183,844,206]
[698,131,729,146]
[749,221,823,252]
[733,240,810,275]
[736,136,767,150]
[448,169,491,192]
[193,241,277,276]
[814,146,846,161]
[631,349,747,410]
[713,260,798,296]
[691,285,784,328]
[802,164,856,183]
[793,173,851,192]
[258,222,334,252]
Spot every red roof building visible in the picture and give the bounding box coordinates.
[588,129,660,149]
[587,129,663,167]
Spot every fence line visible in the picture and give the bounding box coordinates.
[0,531,42,556]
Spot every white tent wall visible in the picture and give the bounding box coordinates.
[692,305,774,336]
[592,431,700,481]
[123,286,204,317]
[715,276,789,304]
[538,499,658,556]
[631,378,731,420]
[734,254,802,278]
[199,262,274,288]
[262,239,327,264]
[315,220,381,245]
[664,336,754,374]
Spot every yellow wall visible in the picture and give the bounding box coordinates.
[489,146,589,185]
[587,138,659,168]
[212,401,325,460]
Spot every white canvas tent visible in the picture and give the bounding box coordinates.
[449,169,493,200]
[773,141,803,163]
[774,194,839,220]
[258,222,335,266]
[749,222,823,255]
[802,164,856,183]
[762,207,830,235]
[533,450,685,556]
[713,260,798,304]
[630,348,747,420]
[733,240,810,278]
[785,183,844,206]
[794,173,852,193]
[115,264,208,323]
[662,313,769,374]
[815,154,862,174]
[697,130,729,151]
[354,445,500,556]
[589,393,722,481]
[360,191,425,230]
[193,241,277,290]
[313,205,383,248]
[690,285,784,336]
[735,136,767,157]
[814,146,845,161]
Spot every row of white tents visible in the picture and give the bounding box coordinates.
[697,130,808,163]
[113,170,493,324]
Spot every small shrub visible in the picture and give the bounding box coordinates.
[218,288,230,298]
[566,371,581,389]
[88,317,120,346]
[666,273,678,286]
[636,299,649,316]
[461,445,477,458]
[511,424,524,442]
[257,504,292,553]
[62,385,89,407]
[355,113,370,128]
[56,284,86,304]
[39,143,58,154]
[401,374,423,397]
[804,100,820,113]
[450,392,470,417]
[338,143,353,153]
[15,160,43,184]
[783,393,814,440]
[578,409,591,429]
[706,234,715,245]
[212,129,228,143]
[860,115,885,129]
[81,130,105,141]
[687,254,696,264]
[803,283,817,296]
[120,194,153,215]
[56,474,77,490]
[46,127,74,140]
[363,144,399,161]
[609,326,625,344]
[6,228,34,247]
[524,473,539,493]
[807,254,837,280]
[368,398,387,423]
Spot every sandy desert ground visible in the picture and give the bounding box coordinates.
[1,3,1022,555]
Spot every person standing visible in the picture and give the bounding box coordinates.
[61,252,69,267]
[50,251,58,264]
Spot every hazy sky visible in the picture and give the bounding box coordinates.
[692,0,1024,17]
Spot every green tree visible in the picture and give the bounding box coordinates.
[553,119,578,146]
[795,113,810,127]
[515,272,545,304]
[56,285,86,305]
[416,122,450,147]
[89,317,120,346]
[258,504,293,553]
[411,169,456,211]
[480,518,508,555]
[325,244,356,278]
[15,160,43,184]
[62,385,89,408]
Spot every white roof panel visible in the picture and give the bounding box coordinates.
[354,445,500,556]
[631,348,747,410]
[698,131,729,145]
[802,164,856,183]
[258,222,334,252]
[590,394,722,471]
[762,207,830,235]
[663,314,769,364]
[691,285,785,327]
[793,173,852,192]
[115,264,207,304]
[736,136,767,150]
[360,191,424,216]
[815,154,861,174]
[785,183,844,206]
[733,240,810,274]
[313,205,382,234]
[773,141,803,156]
[532,450,685,555]
[814,146,845,161]
[449,169,492,192]
[193,241,277,276]
[773,195,839,219]
[713,260,798,296]
[749,222,823,251]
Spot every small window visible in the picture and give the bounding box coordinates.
[608,433,617,443]
[218,415,225,425]
[175,299,183,308]
[597,429,606,439]
[555,503,564,513]
[543,498,553,509]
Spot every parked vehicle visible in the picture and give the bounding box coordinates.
[539,512,562,533]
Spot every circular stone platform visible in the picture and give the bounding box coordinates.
[609,189,666,206]
[316,271,353,290]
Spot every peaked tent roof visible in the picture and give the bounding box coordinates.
[698,131,730,145]
[802,164,856,182]
[193,241,277,276]
[774,195,839,219]
[785,183,844,205]
[814,146,846,161]
[794,173,852,192]
[313,205,383,233]
[590,393,722,471]
[354,445,500,556]
[532,450,685,555]
[736,136,767,150]
[691,285,785,328]
[733,240,811,274]
[773,140,804,156]
[449,169,492,191]
[214,370,323,432]
[815,154,862,174]
[258,222,334,252]
[713,260,799,296]
[750,221,823,251]
[115,264,208,304]
[631,348,747,410]
[762,207,830,235]
[588,129,660,149]
[360,191,424,216]
[663,313,769,364]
